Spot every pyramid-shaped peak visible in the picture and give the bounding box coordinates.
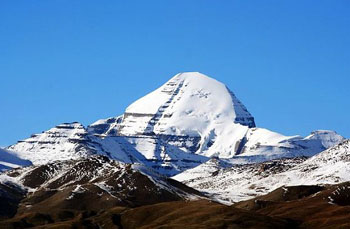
[118,72,255,137]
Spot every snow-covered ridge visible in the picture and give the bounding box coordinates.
[7,122,95,165]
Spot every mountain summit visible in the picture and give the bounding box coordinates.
[119,72,255,137]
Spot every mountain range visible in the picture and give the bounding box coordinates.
[0,72,349,228]
[3,72,345,175]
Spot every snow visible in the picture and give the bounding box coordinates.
[66,185,87,200]
[94,182,120,199]
[0,169,34,193]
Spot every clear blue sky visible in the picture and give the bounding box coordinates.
[0,1,349,146]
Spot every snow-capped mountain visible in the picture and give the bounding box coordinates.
[6,72,345,175]
[117,72,256,135]
[174,139,350,204]
[0,148,31,172]
[1,72,348,229]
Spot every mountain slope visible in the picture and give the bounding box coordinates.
[174,140,350,203]
[1,181,349,228]
[174,157,308,204]
[234,182,350,229]
[0,155,203,222]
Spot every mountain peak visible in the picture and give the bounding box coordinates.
[119,72,255,137]
[305,130,345,148]
[171,72,214,80]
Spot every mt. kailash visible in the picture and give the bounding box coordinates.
[4,72,345,176]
